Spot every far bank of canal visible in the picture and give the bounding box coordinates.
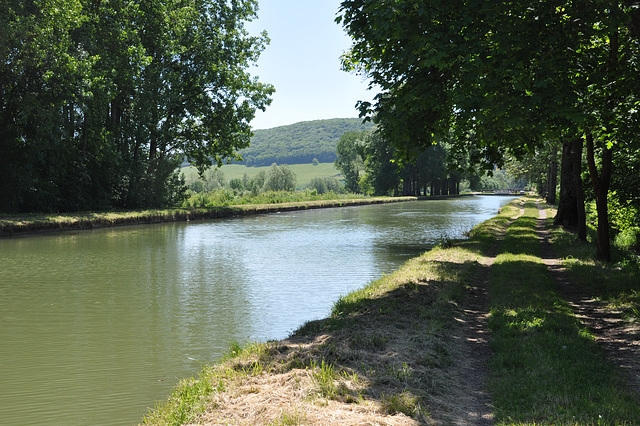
[0,196,515,425]
[0,196,420,237]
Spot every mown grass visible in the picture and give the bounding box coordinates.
[0,194,416,235]
[487,198,640,425]
[142,342,273,425]
[549,216,640,323]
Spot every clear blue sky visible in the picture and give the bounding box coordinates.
[246,0,375,130]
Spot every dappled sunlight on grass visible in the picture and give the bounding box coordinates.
[487,199,640,424]
[546,212,640,322]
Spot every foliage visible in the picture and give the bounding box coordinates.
[335,130,367,193]
[615,227,640,253]
[337,0,640,261]
[334,128,469,196]
[0,0,273,213]
[238,118,374,166]
[181,188,368,209]
[307,177,341,195]
[181,162,343,190]
[479,170,522,191]
[263,163,296,192]
[359,130,401,196]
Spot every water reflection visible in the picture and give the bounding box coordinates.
[0,196,515,425]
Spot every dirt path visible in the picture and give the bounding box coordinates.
[535,202,640,394]
[451,202,526,425]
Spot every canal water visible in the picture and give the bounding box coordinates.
[0,196,515,425]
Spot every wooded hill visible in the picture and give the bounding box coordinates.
[238,118,374,166]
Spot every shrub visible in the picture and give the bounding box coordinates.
[615,226,640,252]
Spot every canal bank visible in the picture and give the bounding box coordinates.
[1,195,509,425]
[0,195,481,237]
[1,195,463,237]
[142,197,640,425]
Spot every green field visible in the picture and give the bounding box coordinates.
[180,163,342,188]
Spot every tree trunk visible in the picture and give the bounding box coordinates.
[432,180,440,196]
[586,133,613,262]
[555,139,579,228]
[547,146,558,204]
[571,138,587,241]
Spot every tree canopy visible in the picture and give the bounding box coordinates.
[338,0,640,261]
[0,0,274,213]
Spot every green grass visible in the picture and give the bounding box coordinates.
[142,342,273,425]
[180,163,341,188]
[486,199,640,425]
[549,217,640,323]
[1,195,416,235]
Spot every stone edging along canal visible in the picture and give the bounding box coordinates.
[0,195,474,237]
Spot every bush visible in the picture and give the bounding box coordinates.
[263,163,296,192]
[615,226,640,252]
[308,177,341,195]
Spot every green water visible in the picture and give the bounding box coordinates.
[0,196,514,425]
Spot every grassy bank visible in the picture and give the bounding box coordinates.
[0,195,417,237]
[486,200,640,424]
[141,197,640,425]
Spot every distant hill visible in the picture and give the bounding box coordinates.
[238,118,374,166]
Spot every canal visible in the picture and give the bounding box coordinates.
[0,196,515,425]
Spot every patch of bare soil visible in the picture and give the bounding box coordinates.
[536,203,640,394]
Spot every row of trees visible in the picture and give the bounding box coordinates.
[188,163,342,196]
[1,0,273,213]
[338,0,640,261]
[335,129,471,196]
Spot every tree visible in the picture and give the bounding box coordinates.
[335,131,367,193]
[359,130,401,196]
[338,0,640,261]
[0,0,94,212]
[263,163,296,192]
[308,177,341,194]
[0,0,274,213]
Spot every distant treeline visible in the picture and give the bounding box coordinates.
[237,118,374,166]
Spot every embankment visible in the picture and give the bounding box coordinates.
[1,194,479,237]
[0,196,426,237]
[142,197,640,425]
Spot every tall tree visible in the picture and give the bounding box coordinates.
[339,0,640,261]
[0,0,273,212]
[335,130,367,193]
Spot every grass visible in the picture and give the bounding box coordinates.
[486,199,640,424]
[141,208,506,424]
[141,196,640,425]
[549,219,640,323]
[180,163,341,188]
[181,189,370,208]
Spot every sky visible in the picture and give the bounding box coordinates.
[245,0,375,130]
